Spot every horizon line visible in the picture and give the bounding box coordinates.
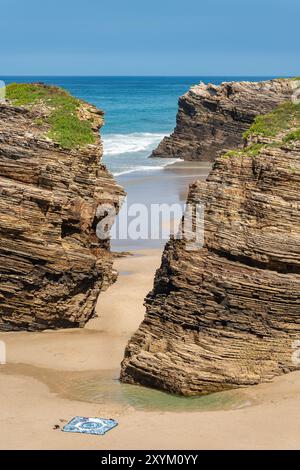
[0,74,290,78]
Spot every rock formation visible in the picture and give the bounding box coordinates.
[121,100,300,395]
[0,83,124,331]
[150,79,293,161]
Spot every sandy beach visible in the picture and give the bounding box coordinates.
[1,248,300,450]
[1,163,300,450]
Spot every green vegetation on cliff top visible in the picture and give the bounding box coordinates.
[244,101,300,139]
[5,83,96,149]
[243,101,300,140]
[224,99,300,159]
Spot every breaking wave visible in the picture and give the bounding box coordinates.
[102,132,166,156]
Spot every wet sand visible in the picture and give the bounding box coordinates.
[1,162,300,449]
[112,161,211,251]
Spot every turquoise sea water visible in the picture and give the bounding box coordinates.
[2,76,274,176]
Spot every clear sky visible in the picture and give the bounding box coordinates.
[1,0,299,76]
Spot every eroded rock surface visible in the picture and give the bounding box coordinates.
[0,85,124,330]
[121,122,300,395]
[151,79,293,161]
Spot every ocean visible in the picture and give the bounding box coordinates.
[2,76,274,176]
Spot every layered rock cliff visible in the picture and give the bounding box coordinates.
[150,79,293,161]
[121,100,300,395]
[0,83,124,331]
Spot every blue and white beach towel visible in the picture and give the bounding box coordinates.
[62,416,118,436]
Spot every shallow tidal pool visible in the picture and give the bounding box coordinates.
[1,364,253,412]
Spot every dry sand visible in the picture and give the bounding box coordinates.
[0,249,300,450]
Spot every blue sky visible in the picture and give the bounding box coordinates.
[1,0,299,75]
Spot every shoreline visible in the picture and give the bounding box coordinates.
[112,161,211,252]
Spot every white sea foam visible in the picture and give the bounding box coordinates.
[102,132,166,156]
[113,161,178,177]
[102,131,180,177]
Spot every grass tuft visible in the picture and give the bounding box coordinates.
[223,143,266,159]
[283,129,300,142]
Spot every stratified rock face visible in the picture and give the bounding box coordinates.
[121,131,300,395]
[0,85,124,331]
[150,79,293,161]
